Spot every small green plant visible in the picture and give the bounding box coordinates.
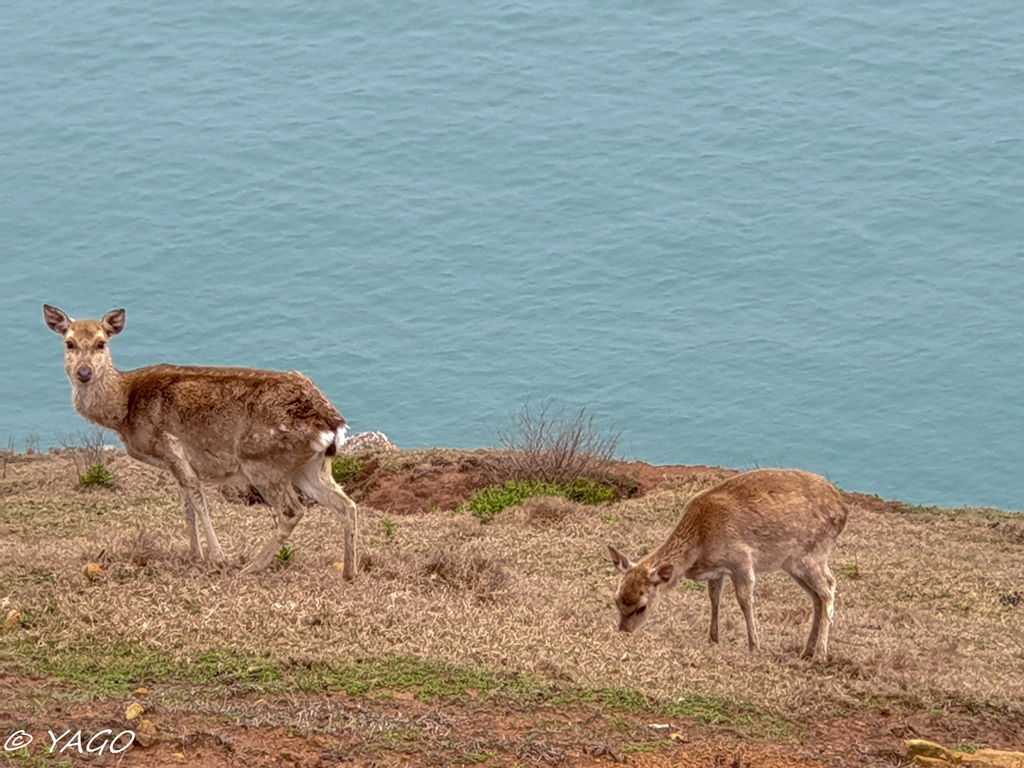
[79,463,115,489]
[382,517,397,538]
[841,562,863,580]
[955,741,980,754]
[331,455,364,485]
[276,545,294,564]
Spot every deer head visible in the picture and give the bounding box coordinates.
[608,545,675,633]
[43,305,125,387]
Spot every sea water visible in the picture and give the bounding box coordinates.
[2,1,1023,509]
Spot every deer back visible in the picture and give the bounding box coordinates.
[121,364,344,463]
[660,469,848,575]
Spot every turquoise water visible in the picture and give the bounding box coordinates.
[3,2,1024,509]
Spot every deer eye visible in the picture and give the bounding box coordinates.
[96,340,106,350]
[632,604,647,616]
[65,340,75,350]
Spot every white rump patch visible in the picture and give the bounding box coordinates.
[312,425,348,453]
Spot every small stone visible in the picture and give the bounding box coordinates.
[906,740,1024,768]
[125,702,145,720]
[906,740,957,762]
[84,562,105,581]
[967,748,1024,768]
[3,609,21,630]
[134,719,158,748]
[134,687,149,697]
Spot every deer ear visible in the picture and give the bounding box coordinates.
[649,564,674,586]
[607,545,632,574]
[43,304,72,335]
[102,308,126,337]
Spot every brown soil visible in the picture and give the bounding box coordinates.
[4,667,1016,767]
[353,455,737,516]
[0,672,984,767]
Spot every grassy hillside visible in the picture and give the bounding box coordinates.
[0,448,1021,766]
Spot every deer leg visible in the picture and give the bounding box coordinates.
[785,557,834,660]
[241,476,306,574]
[296,457,359,580]
[161,434,225,564]
[707,575,725,644]
[175,486,203,559]
[731,566,759,652]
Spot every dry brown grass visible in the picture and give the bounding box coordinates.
[506,495,588,528]
[0,450,1022,754]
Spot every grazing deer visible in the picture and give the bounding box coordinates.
[43,305,359,578]
[608,468,849,660]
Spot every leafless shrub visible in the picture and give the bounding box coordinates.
[421,547,512,603]
[60,427,113,479]
[490,401,619,486]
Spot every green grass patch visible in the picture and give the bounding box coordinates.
[462,480,563,522]
[562,477,617,504]
[10,640,178,696]
[331,455,364,486]
[598,686,794,739]
[294,656,506,702]
[190,648,282,686]
[4,642,785,736]
[7,640,283,696]
[461,478,616,523]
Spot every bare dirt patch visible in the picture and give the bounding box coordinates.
[355,454,495,515]
[349,452,734,516]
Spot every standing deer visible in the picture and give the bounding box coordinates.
[43,304,359,578]
[608,468,849,660]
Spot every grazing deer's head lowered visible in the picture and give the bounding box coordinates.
[607,547,675,634]
[44,304,359,578]
[608,468,849,660]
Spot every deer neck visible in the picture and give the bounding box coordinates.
[647,518,701,573]
[71,366,129,431]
